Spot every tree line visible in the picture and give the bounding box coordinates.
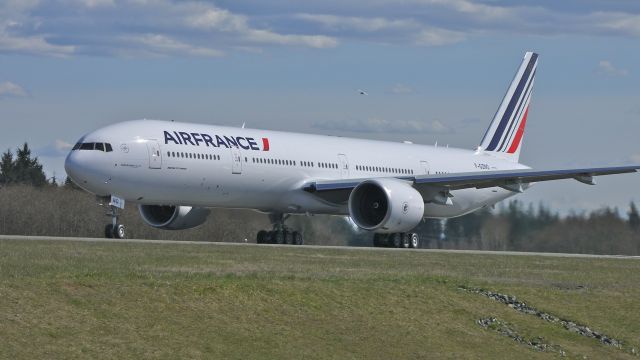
[1,142,639,255]
[413,201,640,255]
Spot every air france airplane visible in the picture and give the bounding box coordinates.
[65,52,638,248]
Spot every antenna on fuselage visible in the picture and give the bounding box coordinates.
[241,122,246,129]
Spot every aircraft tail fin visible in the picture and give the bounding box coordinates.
[479,52,538,163]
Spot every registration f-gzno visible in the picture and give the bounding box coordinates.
[65,52,639,248]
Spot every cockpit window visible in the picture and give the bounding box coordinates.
[73,142,113,152]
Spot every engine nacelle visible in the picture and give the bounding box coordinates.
[348,178,425,233]
[138,205,210,230]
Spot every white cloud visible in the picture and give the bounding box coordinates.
[0,0,337,57]
[187,7,337,48]
[72,0,116,8]
[420,0,513,21]
[414,27,465,46]
[244,29,337,48]
[296,14,417,32]
[296,13,463,46]
[390,83,413,94]
[313,117,453,134]
[1,1,640,57]
[0,24,75,57]
[596,12,640,37]
[597,60,629,77]
[0,1,75,56]
[123,34,224,57]
[36,139,73,157]
[55,139,72,151]
[0,81,27,97]
[186,7,249,32]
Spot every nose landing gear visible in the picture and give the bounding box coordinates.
[100,195,126,239]
[256,213,304,245]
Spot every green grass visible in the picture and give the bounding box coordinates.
[1,240,639,359]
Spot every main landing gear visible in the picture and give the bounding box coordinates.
[100,196,126,239]
[256,213,304,245]
[373,232,420,249]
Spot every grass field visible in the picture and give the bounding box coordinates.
[1,239,639,359]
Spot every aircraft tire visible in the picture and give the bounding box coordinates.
[274,230,285,244]
[113,224,126,239]
[373,234,381,247]
[402,233,410,248]
[284,231,293,245]
[293,231,303,245]
[392,233,402,248]
[410,233,420,249]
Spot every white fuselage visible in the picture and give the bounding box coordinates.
[65,119,527,218]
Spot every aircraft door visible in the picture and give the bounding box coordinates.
[147,140,162,169]
[420,160,430,175]
[231,148,242,174]
[338,154,349,178]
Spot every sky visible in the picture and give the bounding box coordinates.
[0,0,639,215]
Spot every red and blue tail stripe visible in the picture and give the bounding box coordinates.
[480,52,538,161]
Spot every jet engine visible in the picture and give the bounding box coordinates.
[138,205,210,230]
[348,178,424,233]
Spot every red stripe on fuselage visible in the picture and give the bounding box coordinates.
[262,138,270,151]
[507,106,529,154]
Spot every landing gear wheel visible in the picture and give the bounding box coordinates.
[258,213,304,246]
[113,224,126,239]
[274,230,285,244]
[392,233,402,248]
[373,233,382,247]
[284,231,293,245]
[104,224,113,239]
[409,233,420,249]
[257,230,267,244]
[402,233,410,248]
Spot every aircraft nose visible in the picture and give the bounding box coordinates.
[64,151,81,183]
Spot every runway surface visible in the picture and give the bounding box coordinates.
[1,234,639,260]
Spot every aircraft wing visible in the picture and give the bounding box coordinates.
[303,165,640,203]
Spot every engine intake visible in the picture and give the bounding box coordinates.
[138,205,210,230]
[348,178,424,233]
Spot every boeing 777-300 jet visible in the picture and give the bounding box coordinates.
[64,52,639,248]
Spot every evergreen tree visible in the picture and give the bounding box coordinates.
[628,202,640,231]
[0,149,14,184]
[0,143,47,187]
